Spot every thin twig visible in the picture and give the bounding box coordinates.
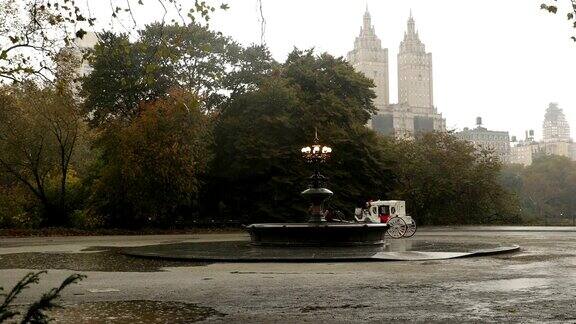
[257,0,266,45]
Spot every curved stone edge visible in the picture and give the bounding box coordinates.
[462,244,521,258]
[120,244,521,263]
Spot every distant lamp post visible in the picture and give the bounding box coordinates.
[301,130,333,222]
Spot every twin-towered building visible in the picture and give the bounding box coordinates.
[347,9,574,165]
[347,9,445,137]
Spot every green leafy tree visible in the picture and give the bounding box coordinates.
[515,155,576,224]
[223,45,277,98]
[282,49,377,125]
[90,90,213,227]
[383,132,521,225]
[82,23,274,128]
[211,77,306,222]
[0,82,90,226]
[137,23,242,110]
[212,49,392,222]
[81,31,172,127]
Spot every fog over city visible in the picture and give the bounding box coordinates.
[86,1,576,140]
[210,0,576,140]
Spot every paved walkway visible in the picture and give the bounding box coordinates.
[1,227,576,323]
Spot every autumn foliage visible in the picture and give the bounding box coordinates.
[90,91,212,227]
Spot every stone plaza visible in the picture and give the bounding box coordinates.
[1,228,576,322]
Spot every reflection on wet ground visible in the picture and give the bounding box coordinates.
[386,240,501,252]
[0,247,207,272]
[455,277,551,292]
[122,239,518,262]
[46,300,224,323]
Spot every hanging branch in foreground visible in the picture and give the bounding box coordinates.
[0,0,228,83]
[540,0,576,41]
[0,271,86,324]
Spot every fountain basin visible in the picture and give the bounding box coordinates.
[246,223,389,246]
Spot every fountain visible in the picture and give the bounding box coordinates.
[246,132,389,246]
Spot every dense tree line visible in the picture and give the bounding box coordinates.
[383,133,521,225]
[501,156,576,225]
[0,23,523,229]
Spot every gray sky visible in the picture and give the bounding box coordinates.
[94,0,576,141]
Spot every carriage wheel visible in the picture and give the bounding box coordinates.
[386,217,407,239]
[404,220,417,238]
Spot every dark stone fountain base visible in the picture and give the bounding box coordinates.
[246,223,389,246]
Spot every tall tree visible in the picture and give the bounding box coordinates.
[90,90,213,227]
[383,132,521,225]
[212,50,392,222]
[137,23,241,110]
[282,49,377,126]
[81,23,265,127]
[0,83,89,225]
[81,31,171,127]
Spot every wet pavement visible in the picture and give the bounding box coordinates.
[0,248,207,272]
[1,228,576,322]
[49,300,224,323]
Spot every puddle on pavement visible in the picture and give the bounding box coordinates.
[503,261,555,273]
[0,247,207,272]
[44,300,224,323]
[458,277,550,292]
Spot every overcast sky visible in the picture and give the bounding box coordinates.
[93,0,576,140]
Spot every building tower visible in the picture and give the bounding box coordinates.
[72,32,99,77]
[347,7,390,110]
[397,11,433,108]
[543,103,571,142]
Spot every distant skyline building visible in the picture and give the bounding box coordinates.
[346,9,390,108]
[397,11,433,108]
[72,32,99,77]
[542,102,571,143]
[508,130,540,166]
[455,117,510,162]
[348,9,445,138]
[509,103,575,165]
[57,31,98,97]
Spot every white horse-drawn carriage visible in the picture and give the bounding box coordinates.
[354,200,417,238]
